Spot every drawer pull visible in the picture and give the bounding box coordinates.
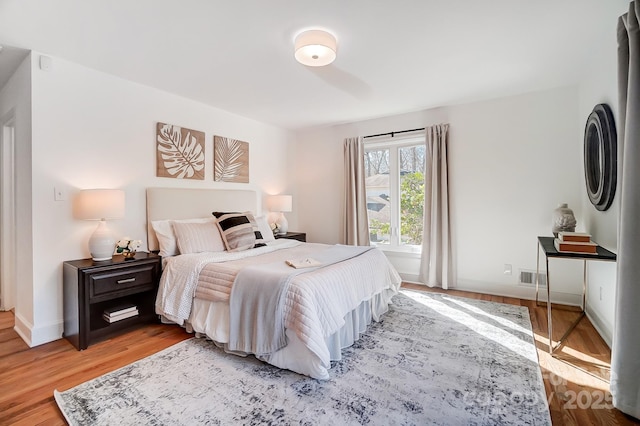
[117,278,136,284]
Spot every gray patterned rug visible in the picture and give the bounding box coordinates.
[55,290,551,425]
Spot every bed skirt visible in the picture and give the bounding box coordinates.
[163,288,396,380]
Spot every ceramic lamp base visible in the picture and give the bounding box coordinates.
[275,212,289,235]
[88,220,115,261]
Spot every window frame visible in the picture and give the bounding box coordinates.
[364,133,425,253]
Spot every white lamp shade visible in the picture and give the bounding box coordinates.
[268,195,292,212]
[294,30,337,67]
[76,189,125,220]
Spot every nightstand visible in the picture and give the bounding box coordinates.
[275,232,306,242]
[62,252,162,350]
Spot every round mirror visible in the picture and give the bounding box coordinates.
[584,104,617,211]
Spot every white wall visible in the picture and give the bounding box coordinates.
[24,53,293,346]
[576,1,628,346]
[0,53,33,342]
[294,86,586,302]
[448,87,586,303]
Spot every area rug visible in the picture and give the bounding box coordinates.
[55,290,551,425]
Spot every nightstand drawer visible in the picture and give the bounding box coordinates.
[89,264,155,299]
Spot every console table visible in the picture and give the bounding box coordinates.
[535,236,616,354]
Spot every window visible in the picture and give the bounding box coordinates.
[364,134,425,252]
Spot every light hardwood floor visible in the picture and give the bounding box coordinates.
[0,285,638,425]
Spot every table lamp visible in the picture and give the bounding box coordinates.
[75,189,125,261]
[268,195,292,235]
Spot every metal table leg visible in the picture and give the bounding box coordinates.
[535,240,541,305]
[536,240,556,354]
[547,256,553,353]
[548,257,587,355]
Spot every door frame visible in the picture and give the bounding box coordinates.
[1,109,17,311]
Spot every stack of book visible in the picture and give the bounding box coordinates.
[103,304,139,323]
[554,232,598,254]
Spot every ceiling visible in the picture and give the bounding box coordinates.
[0,0,626,130]
[0,44,29,89]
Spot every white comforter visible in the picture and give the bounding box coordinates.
[156,239,300,324]
[155,240,402,377]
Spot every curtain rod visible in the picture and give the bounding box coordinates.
[363,127,425,139]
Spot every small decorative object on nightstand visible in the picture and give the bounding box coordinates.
[275,232,306,242]
[115,237,142,260]
[62,252,161,350]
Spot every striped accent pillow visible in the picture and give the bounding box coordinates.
[213,212,264,251]
[172,221,225,254]
[247,214,267,247]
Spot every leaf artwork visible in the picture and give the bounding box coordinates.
[214,136,249,183]
[156,123,205,180]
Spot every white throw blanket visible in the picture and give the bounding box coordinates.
[228,245,374,356]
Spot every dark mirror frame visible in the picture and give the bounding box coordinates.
[584,103,617,211]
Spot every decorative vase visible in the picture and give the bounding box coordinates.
[552,203,576,237]
[122,251,136,259]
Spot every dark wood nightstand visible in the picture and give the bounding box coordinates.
[275,232,306,242]
[62,252,162,350]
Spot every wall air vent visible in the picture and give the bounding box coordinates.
[519,270,546,287]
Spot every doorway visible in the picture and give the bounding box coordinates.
[1,110,17,311]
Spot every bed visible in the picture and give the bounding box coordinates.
[147,187,401,380]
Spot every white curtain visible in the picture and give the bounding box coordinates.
[612,2,640,419]
[419,124,453,289]
[343,137,370,246]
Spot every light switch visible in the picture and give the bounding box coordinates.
[54,186,66,201]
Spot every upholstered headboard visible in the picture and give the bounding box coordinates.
[146,187,258,252]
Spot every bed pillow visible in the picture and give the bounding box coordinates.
[213,212,263,251]
[247,214,268,247]
[151,217,214,257]
[255,215,275,243]
[172,221,225,254]
[212,211,267,247]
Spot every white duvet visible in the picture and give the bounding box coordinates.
[155,240,402,379]
[156,239,301,324]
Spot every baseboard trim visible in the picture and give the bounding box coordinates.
[13,312,33,347]
[586,308,613,348]
[13,312,63,347]
[399,273,420,283]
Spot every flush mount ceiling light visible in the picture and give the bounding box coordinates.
[294,29,337,67]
